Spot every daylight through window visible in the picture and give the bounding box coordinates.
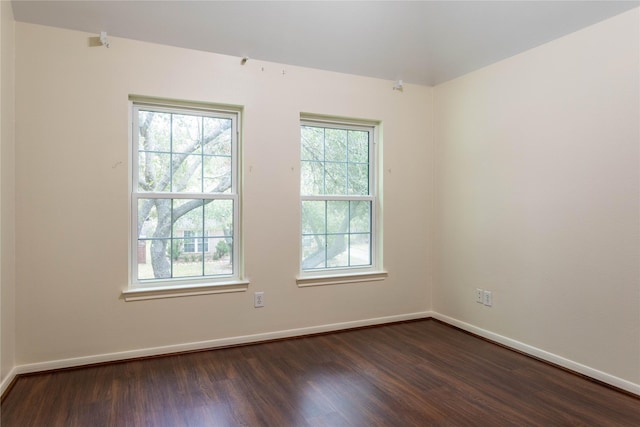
[300,119,377,273]
[131,101,239,286]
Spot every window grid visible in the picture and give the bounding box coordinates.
[300,120,376,273]
[301,200,372,270]
[131,102,239,287]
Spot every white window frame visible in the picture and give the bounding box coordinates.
[124,97,248,301]
[297,115,387,287]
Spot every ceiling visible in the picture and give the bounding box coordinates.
[11,0,640,86]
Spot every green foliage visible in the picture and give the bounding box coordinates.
[300,124,373,269]
[139,111,233,195]
[137,109,237,279]
[300,125,369,196]
[169,239,183,261]
[216,240,229,258]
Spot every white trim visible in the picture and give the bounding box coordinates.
[122,280,249,301]
[302,194,374,202]
[0,367,18,396]
[432,313,640,396]
[299,114,380,129]
[12,311,432,375]
[134,192,236,200]
[297,270,388,287]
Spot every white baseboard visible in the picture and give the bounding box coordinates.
[7,311,638,399]
[13,311,434,376]
[432,312,640,396]
[1,366,18,396]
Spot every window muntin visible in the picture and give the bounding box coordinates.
[132,102,239,286]
[300,120,376,272]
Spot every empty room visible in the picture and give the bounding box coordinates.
[1,1,639,425]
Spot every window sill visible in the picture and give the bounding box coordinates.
[122,280,250,301]
[296,270,388,287]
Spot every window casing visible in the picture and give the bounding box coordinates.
[130,100,240,288]
[300,118,379,277]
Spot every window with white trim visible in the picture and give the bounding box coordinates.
[300,118,378,275]
[131,100,240,287]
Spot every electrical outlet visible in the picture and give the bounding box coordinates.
[483,290,493,307]
[254,292,264,308]
[476,288,484,303]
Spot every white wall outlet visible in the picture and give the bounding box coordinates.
[483,290,493,307]
[476,288,484,303]
[254,292,264,308]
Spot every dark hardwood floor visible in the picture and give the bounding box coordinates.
[2,319,639,426]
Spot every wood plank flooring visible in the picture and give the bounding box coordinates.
[2,319,639,426]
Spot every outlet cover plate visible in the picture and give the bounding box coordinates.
[254,292,264,308]
[483,290,493,307]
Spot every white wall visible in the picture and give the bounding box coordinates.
[434,8,639,388]
[1,0,16,390]
[14,23,433,366]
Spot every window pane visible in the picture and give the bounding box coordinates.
[172,114,202,154]
[326,234,348,268]
[349,234,371,266]
[325,162,347,195]
[138,199,156,238]
[172,154,202,193]
[327,201,349,234]
[204,199,233,238]
[136,239,154,279]
[301,161,324,195]
[301,126,324,161]
[348,163,369,195]
[302,235,326,270]
[203,155,232,193]
[348,130,369,163]
[138,152,170,192]
[172,199,204,238]
[138,238,171,280]
[350,201,371,233]
[203,117,232,156]
[138,199,171,239]
[138,110,171,153]
[173,241,203,278]
[302,201,326,234]
[325,128,347,162]
[205,237,233,276]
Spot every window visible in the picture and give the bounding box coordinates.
[300,117,380,279]
[130,99,240,288]
[183,230,209,253]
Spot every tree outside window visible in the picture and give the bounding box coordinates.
[131,101,239,285]
[300,119,377,272]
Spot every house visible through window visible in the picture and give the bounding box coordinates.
[131,99,240,286]
[182,230,209,253]
[300,118,378,274]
